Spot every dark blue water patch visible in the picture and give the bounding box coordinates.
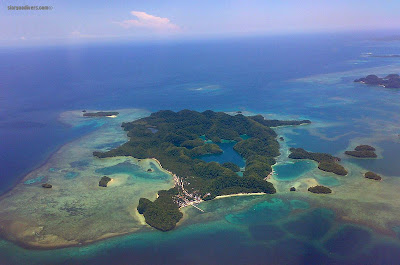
[357,243,400,265]
[69,160,90,168]
[225,198,291,225]
[64,172,79,179]
[283,208,334,240]
[393,226,400,239]
[249,224,287,241]
[94,141,126,151]
[24,175,45,185]
[286,128,353,155]
[200,142,245,168]
[95,161,169,180]
[274,160,315,181]
[270,238,334,265]
[348,140,400,176]
[323,225,371,256]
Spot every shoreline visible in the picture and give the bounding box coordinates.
[214,192,266,199]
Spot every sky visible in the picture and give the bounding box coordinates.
[1,0,400,46]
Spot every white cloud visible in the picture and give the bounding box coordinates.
[115,11,180,31]
[69,31,98,39]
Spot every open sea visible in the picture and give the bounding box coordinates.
[1,32,400,264]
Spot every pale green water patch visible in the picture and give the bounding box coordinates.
[94,140,126,150]
[225,198,291,225]
[314,175,340,187]
[95,161,169,181]
[290,199,310,210]
[69,160,90,168]
[273,160,315,181]
[64,172,79,179]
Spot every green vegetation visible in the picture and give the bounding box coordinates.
[318,161,348,176]
[289,148,348,175]
[364,171,382,181]
[354,74,400,88]
[221,162,241,172]
[345,145,377,158]
[249,115,311,127]
[355,145,376,151]
[94,110,307,231]
[137,188,183,231]
[99,176,111,187]
[83,111,119,117]
[308,185,332,194]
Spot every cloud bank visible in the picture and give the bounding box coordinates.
[116,11,180,31]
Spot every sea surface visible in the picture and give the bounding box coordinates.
[1,32,400,264]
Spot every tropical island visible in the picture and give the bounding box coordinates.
[308,185,332,194]
[354,74,400,88]
[345,145,377,158]
[288,148,348,175]
[83,111,119,117]
[99,176,112,187]
[364,171,382,181]
[93,110,310,231]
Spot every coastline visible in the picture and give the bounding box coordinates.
[214,193,266,200]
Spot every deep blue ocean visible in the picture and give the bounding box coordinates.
[1,32,400,264]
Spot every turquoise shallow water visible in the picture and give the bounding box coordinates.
[2,34,400,264]
[273,160,315,181]
[95,161,170,181]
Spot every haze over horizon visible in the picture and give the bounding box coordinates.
[1,0,400,46]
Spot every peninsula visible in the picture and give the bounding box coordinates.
[94,110,310,231]
[354,74,400,88]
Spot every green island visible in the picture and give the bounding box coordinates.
[83,111,119,117]
[288,148,348,175]
[308,185,332,194]
[364,171,382,181]
[345,145,377,158]
[41,183,52,188]
[354,74,400,88]
[93,110,310,231]
[98,176,112,187]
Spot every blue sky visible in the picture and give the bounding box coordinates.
[1,0,400,46]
